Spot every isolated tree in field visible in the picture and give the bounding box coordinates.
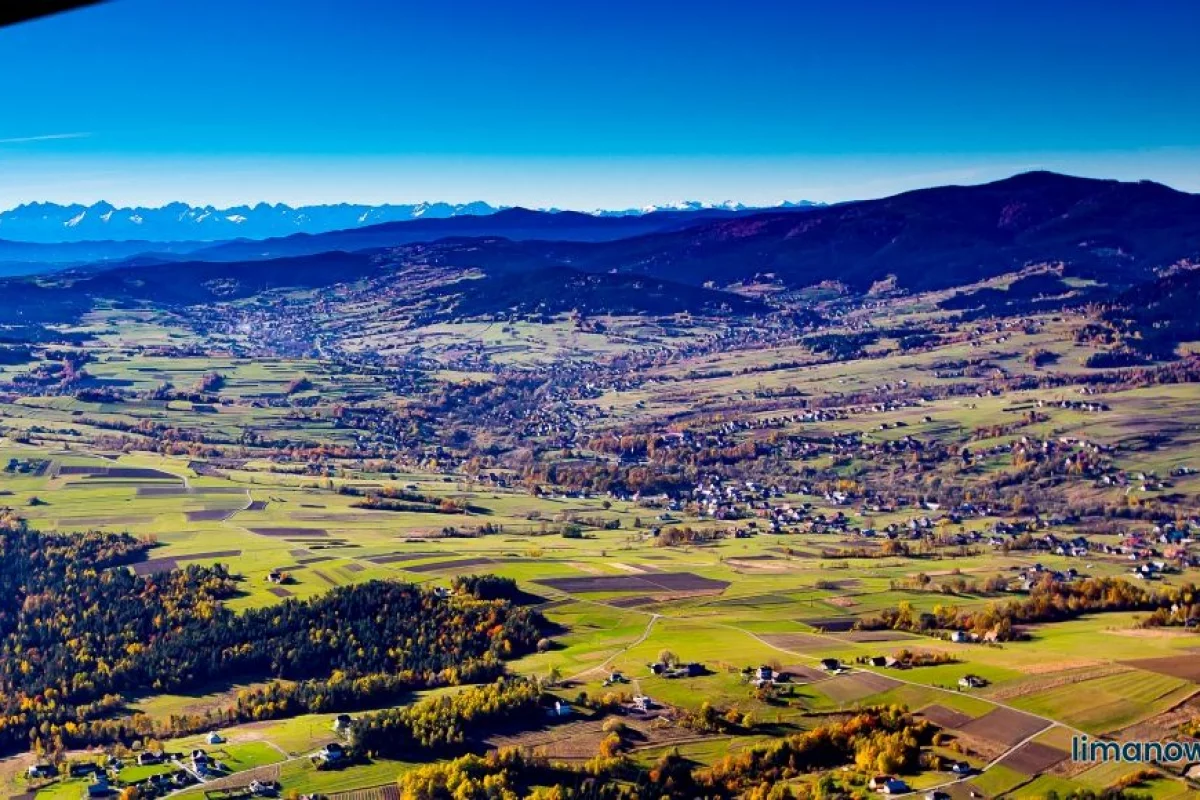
[658,649,679,667]
[193,372,225,393]
[598,732,623,757]
[602,717,626,735]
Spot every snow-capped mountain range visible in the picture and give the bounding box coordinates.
[0,199,822,243]
[0,201,498,243]
[593,199,821,217]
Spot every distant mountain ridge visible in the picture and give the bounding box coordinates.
[0,198,822,244]
[0,204,815,273]
[592,199,823,217]
[189,206,809,262]
[2,171,1199,338]
[0,200,499,243]
[412,171,1200,294]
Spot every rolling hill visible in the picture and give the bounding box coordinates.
[425,266,771,320]
[404,172,1200,293]
[5,172,1200,338]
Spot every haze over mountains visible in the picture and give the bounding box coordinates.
[0,203,820,272]
[441,171,1200,293]
[3,172,1199,354]
[0,198,821,244]
[0,200,497,243]
[190,205,797,263]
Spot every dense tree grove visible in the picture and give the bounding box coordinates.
[396,749,626,800]
[390,706,936,800]
[0,521,544,755]
[859,576,1199,639]
[340,484,486,514]
[352,677,543,755]
[48,660,514,751]
[692,706,932,796]
[450,574,524,602]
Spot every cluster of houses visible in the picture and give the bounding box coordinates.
[1131,560,1174,581]
[987,517,1078,541]
[1010,435,1115,478]
[690,477,787,521]
[29,751,204,798]
[741,661,850,686]
[862,516,938,540]
[742,664,795,687]
[1155,520,1199,543]
[788,509,852,535]
[1112,530,1200,569]
[1034,397,1109,413]
[1024,533,1090,557]
[1006,562,1082,592]
[645,467,1169,550]
[27,734,300,798]
[672,477,866,536]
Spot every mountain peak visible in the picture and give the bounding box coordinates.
[0,197,825,244]
[0,200,502,243]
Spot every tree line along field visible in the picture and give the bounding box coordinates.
[4,288,1200,800]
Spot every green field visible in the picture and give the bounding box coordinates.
[5,297,1200,799]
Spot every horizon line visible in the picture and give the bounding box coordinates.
[0,169,1190,217]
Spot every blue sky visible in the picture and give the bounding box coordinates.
[1,0,1198,209]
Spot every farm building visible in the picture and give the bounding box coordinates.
[319,742,346,763]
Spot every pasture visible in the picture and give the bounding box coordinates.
[6,302,1200,798]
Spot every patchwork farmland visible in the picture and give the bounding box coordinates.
[5,176,1200,799]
